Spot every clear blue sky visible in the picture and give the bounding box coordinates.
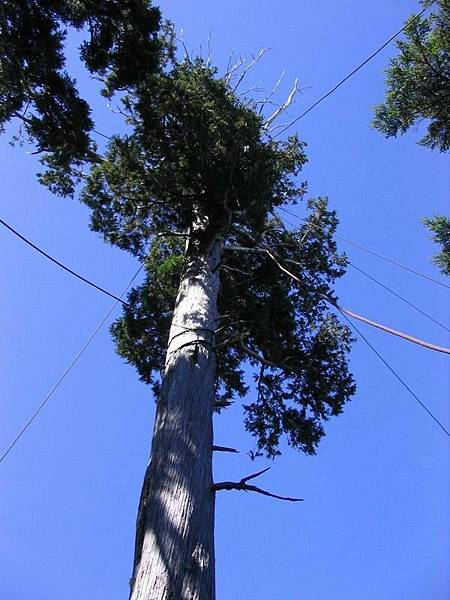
[1,1,449,599]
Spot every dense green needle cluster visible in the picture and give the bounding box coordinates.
[373,0,450,152]
[423,215,450,275]
[91,59,356,457]
[1,2,356,458]
[374,0,449,278]
[0,0,164,195]
[111,196,356,457]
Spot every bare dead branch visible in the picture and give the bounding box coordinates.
[214,313,233,322]
[215,319,247,335]
[177,27,192,63]
[264,78,299,129]
[258,70,286,114]
[238,81,263,97]
[212,445,239,453]
[232,48,270,92]
[241,466,271,482]
[213,467,303,502]
[265,248,301,283]
[206,29,213,68]
[225,54,247,83]
[220,264,252,276]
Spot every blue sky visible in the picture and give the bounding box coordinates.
[0,1,449,599]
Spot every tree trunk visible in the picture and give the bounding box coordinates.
[129,238,222,600]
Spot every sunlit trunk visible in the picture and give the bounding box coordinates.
[129,238,221,600]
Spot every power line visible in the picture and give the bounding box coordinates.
[0,266,143,465]
[261,246,450,437]
[336,306,450,440]
[329,297,450,356]
[264,247,450,355]
[274,1,436,138]
[336,234,450,291]
[282,209,450,331]
[4,211,448,353]
[0,217,239,337]
[349,263,450,334]
[278,207,450,291]
[0,218,130,307]
[92,128,112,141]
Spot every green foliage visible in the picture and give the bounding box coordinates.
[225,200,355,457]
[108,89,356,454]
[2,5,356,458]
[0,0,165,195]
[374,1,450,276]
[111,237,185,396]
[373,0,450,151]
[423,215,450,274]
[82,60,307,258]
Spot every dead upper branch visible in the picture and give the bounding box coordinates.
[229,48,270,91]
[258,70,286,114]
[225,55,246,83]
[213,467,303,502]
[263,78,299,130]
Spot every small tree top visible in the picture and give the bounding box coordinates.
[373,0,450,152]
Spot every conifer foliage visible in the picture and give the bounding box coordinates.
[1,2,356,597]
[82,58,355,457]
[374,0,450,277]
[373,0,450,152]
[0,0,164,194]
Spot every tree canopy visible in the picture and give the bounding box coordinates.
[374,0,450,276]
[1,5,355,458]
[98,59,355,457]
[373,0,450,152]
[0,0,166,195]
[423,215,450,275]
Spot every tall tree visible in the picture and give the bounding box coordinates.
[373,0,450,274]
[1,4,356,599]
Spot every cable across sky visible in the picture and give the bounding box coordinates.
[263,248,450,440]
[0,266,143,465]
[0,218,131,307]
[273,0,436,138]
[278,206,450,291]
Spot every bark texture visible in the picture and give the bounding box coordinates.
[129,239,221,600]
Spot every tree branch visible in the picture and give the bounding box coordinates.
[223,244,266,253]
[213,399,233,410]
[213,467,303,502]
[212,445,239,453]
[264,79,299,129]
[220,264,252,276]
[225,53,247,84]
[258,70,286,114]
[232,48,270,92]
[239,339,286,370]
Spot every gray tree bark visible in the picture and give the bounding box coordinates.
[129,238,222,600]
